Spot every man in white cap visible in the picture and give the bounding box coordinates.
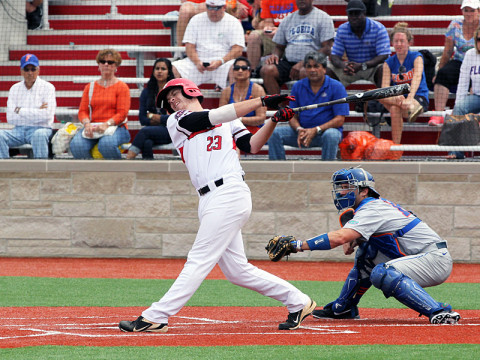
[172,0,245,90]
[1,54,56,158]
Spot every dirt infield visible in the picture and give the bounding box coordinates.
[0,258,478,282]
[1,306,479,348]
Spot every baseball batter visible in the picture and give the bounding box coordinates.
[119,79,315,333]
[270,166,460,324]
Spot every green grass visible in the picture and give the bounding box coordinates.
[0,277,477,309]
[1,344,479,360]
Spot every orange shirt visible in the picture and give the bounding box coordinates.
[78,81,131,128]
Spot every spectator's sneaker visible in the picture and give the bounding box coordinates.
[428,116,444,126]
[429,310,461,324]
[278,298,316,330]
[119,316,168,333]
[407,103,423,122]
[312,303,360,320]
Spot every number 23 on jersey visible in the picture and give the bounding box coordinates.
[207,136,222,151]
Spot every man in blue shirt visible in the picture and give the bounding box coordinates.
[327,0,390,87]
[268,52,349,160]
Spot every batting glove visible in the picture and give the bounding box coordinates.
[261,94,295,109]
[271,106,295,123]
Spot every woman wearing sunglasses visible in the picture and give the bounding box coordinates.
[219,56,266,135]
[126,58,174,159]
[378,22,429,144]
[70,48,131,159]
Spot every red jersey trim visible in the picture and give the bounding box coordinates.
[187,124,222,140]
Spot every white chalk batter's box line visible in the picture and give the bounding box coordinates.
[1,315,479,341]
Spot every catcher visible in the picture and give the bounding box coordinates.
[266,166,460,324]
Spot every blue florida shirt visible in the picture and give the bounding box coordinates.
[290,75,349,131]
[332,17,391,63]
[385,51,430,104]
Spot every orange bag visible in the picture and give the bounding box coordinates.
[339,131,378,160]
[364,138,403,160]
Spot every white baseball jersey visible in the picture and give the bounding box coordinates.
[456,47,480,102]
[167,109,249,190]
[142,107,311,324]
[344,197,444,256]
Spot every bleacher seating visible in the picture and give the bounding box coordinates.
[0,0,475,159]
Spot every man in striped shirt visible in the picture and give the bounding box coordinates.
[327,0,390,88]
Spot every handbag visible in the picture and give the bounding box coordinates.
[81,81,126,139]
[438,113,480,146]
[51,122,79,155]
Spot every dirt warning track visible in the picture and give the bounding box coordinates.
[1,307,479,348]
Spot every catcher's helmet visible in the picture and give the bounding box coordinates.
[331,166,380,211]
[156,78,204,113]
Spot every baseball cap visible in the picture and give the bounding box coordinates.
[346,0,367,12]
[206,0,226,6]
[20,54,39,69]
[461,0,480,9]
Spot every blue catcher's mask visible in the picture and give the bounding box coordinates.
[331,167,380,211]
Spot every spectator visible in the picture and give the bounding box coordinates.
[327,0,390,88]
[343,0,392,17]
[26,0,43,30]
[428,0,480,126]
[175,0,249,60]
[126,58,175,160]
[219,56,266,135]
[176,1,207,51]
[267,52,348,160]
[378,22,429,144]
[172,0,245,90]
[2,54,55,159]
[446,26,480,159]
[260,0,335,94]
[246,0,297,71]
[70,49,131,159]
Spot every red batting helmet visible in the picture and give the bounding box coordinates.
[156,78,204,113]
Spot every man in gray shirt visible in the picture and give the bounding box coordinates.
[260,0,335,94]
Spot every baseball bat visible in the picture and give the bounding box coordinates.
[291,84,411,113]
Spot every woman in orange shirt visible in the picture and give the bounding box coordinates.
[70,49,131,159]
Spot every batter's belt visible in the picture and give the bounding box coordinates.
[197,175,245,196]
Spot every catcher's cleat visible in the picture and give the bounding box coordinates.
[439,302,452,312]
[312,304,360,320]
[429,310,461,324]
[278,298,316,330]
[119,316,168,333]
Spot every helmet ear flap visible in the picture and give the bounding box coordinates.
[156,78,204,112]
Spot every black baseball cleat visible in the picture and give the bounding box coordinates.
[429,310,461,324]
[312,304,360,320]
[279,298,316,330]
[119,316,168,333]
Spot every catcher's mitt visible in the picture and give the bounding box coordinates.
[265,235,296,262]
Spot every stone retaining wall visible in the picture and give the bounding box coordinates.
[0,160,478,262]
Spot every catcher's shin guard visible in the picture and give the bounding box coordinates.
[330,242,376,313]
[370,264,443,317]
[330,266,372,313]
